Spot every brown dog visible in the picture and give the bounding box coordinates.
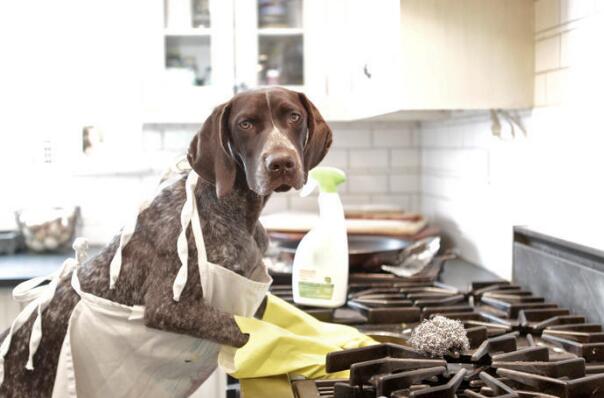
[0,87,332,397]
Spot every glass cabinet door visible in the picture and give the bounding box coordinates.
[143,0,234,123]
[235,0,305,90]
[164,0,213,86]
[257,0,304,86]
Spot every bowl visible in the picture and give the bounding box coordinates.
[15,207,80,252]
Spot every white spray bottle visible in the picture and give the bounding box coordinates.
[292,167,349,308]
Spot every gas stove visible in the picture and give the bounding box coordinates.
[264,227,604,398]
[270,257,445,326]
[290,280,604,398]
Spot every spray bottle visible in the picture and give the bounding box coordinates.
[292,167,348,308]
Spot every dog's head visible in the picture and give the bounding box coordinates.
[187,87,332,197]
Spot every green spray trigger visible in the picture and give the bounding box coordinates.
[300,167,346,197]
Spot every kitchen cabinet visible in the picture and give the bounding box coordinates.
[142,0,236,123]
[395,0,534,111]
[143,0,323,123]
[322,0,534,120]
[142,0,534,123]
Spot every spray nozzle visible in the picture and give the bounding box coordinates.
[300,167,346,197]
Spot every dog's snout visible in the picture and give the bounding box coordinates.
[265,152,295,174]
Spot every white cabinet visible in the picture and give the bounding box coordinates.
[320,0,534,121]
[142,0,534,123]
[142,0,236,123]
[144,0,321,123]
[315,0,402,121]
[395,0,534,110]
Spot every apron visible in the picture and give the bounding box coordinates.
[0,168,272,398]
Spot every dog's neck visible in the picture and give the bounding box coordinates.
[195,170,268,233]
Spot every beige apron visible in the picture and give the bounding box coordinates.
[0,169,272,398]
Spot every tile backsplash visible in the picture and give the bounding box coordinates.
[419,0,604,279]
[142,121,422,215]
[72,121,421,244]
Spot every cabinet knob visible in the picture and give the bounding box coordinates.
[363,64,372,79]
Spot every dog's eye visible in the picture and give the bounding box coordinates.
[289,112,301,123]
[239,120,253,130]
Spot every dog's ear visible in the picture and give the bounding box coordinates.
[187,102,236,198]
[298,92,333,172]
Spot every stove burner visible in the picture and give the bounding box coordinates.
[289,280,604,398]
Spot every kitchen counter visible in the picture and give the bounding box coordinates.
[0,246,103,287]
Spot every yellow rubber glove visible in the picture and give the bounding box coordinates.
[261,294,376,350]
[218,294,376,380]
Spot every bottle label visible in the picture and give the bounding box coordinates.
[298,269,334,300]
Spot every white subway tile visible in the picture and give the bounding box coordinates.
[535,36,561,72]
[420,130,439,148]
[560,31,571,67]
[545,69,570,104]
[372,129,413,147]
[142,131,163,151]
[163,130,195,151]
[422,149,488,180]
[421,175,458,199]
[391,149,420,169]
[409,125,420,147]
[340,195,372,206]
[409,194,421,212]
[288,196,319,212]
[389,174,419,193]
[462,124,493,148]
[421,127,466,148]
[534,73,548,106]
[321,149,348,168]
[261,196,289,215]
[349,149,389,169]
[560,27,592,68]
[370,194,412,210]
[535,0,560,31]
[561,0,594,23]
[331,128,372,148]
[347,175,389,193]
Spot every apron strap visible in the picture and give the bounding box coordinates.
[107,158,191,289]
[0,255,78,385]
[172,171,208,302]
[108,209,140,290]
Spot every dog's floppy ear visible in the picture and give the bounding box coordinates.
[187,102,236,198]
[298,92,333,172]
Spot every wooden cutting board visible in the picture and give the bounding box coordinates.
[260,212,428,237]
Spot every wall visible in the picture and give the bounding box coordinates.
[142,121,422,213]
[70,121,422,244]
[420,0,604,279]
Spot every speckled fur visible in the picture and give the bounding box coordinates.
[0,171,268,398]
[0,88,332,397]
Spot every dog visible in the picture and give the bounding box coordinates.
[0,87,332,397]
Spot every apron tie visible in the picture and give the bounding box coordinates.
[0,239,86,384]
[108,157,192,290]
[172,171,207,302]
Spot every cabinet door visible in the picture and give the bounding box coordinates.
[307,0,401,121]
[234,0,307,92]
[348,0,401,119]
[143,0,235,123]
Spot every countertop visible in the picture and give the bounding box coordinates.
[0,246,103,287]
[0,249,500,288]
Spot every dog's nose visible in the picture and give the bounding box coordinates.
[265,152,295,174]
